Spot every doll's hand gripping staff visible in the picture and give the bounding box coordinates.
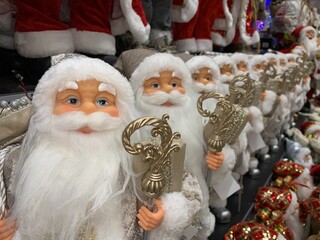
[122,115,181,240]
[197,92,248,189]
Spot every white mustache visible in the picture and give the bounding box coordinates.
[52,111,121,132]
[220,74,234,83]
[193,82,217,93]
[141,90,187,106]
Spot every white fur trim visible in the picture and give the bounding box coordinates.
[238,0,260,46]
[231,53,249,64]
[173,38,197,52]
[223,0,233,28]
[171,0,199,23]
[295,147,311,162]
[119,0,150,43]
[0,11,12,31]
[196,39,212,52]
[130,53,193,94]
[259,90,277,115]
[248,106,263,133]
[186,55,220,79]
[249,157,259,169]
[14,30,74,58]
[304,124,320,135]
[72,29,116,55]
[264,52,279,64]
[209,144,236,185]
[213,55,238,75]
[149,192,191,240]
[0,34,14,49]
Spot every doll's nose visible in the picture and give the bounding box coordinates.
[81,101,96,114]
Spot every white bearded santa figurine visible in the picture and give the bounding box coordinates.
[248,54,278,160]
[264,52,279,70]
[213,55,237,94]
[10,55,203,240]
[276,52,288,74]
[0,0,15,50]
[291,25,319,60]
[286,53,299,67]
[231,53,250,75]
[272,161,314,201]
[13,0,150,58]
[301,121,320,141]
[115,49,228,238]
[185,55,238,223]
[254,186,306,240]
[171,0,233,52]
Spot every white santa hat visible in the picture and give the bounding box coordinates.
[31,54,136,132]
[116,50,193,95]
[213,55,237,72]
[286,53,299,61]
[264,52,279,64]
[186,55,221,79]
[276,52,288,64]
[231,53,250,65]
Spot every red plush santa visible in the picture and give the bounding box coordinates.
[171,0,233,52]
[291,25,319,59]
[13,0,150,58]
[211,0,260,47]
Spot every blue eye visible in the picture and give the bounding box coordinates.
[171,82,177,87]
[151,83,160,88]
[67,97,79,105]
[96,98,109,106]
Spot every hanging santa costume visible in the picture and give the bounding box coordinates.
[13,0,149,58]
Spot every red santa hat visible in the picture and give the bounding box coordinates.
[300,121,320,135]
[186,55,221,80]
[291,25,317,41]
[224,221,286,240]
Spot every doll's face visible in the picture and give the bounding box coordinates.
[253,61,266,73]
[236,61,248,73]
[288,57,296,64]
[268,57,277,66]
[279,59,286,68]
[53,79,119,133]
[192,67,215,85]
[220,64,234,76]
[143,71,185,106]
[306,30,315,40]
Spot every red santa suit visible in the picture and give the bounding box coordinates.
[171,0,232,52]
[13,0,149,58]
[211,0,260,47]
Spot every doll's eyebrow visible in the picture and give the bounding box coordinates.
[58,81,78,92]
[98,83,116,95]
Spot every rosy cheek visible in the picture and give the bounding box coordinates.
[144,88,160,94]
[53,105,77,115]
[104,106,119,117]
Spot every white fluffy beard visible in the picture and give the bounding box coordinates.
[13,112,131,240]
[284,193,304,240]
[193,82,218,93]
[302,37,317,55]
[135,88,206,186]
[220,74,235,84]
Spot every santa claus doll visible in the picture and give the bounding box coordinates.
[291,25,319,60]
[13,0,150,58]
[301,121,320,141]
[185,55,238,224]
[264,52,279,70]
[7,55,203,240]
[115,49,229,238]
[171,0,233,52]
[231,52,251,75]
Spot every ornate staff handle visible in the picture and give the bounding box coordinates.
[122,115,181,240]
